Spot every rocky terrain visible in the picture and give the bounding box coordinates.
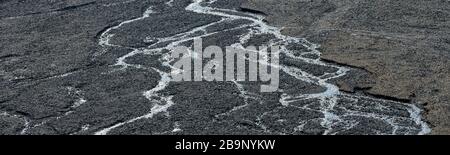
[241,0,450,134]
[0,0,441,135]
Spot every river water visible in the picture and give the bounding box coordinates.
[94,0,430,135]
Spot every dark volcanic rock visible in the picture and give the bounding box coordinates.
[0,0,168,134]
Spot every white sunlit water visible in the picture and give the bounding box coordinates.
[93,0,431,135]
